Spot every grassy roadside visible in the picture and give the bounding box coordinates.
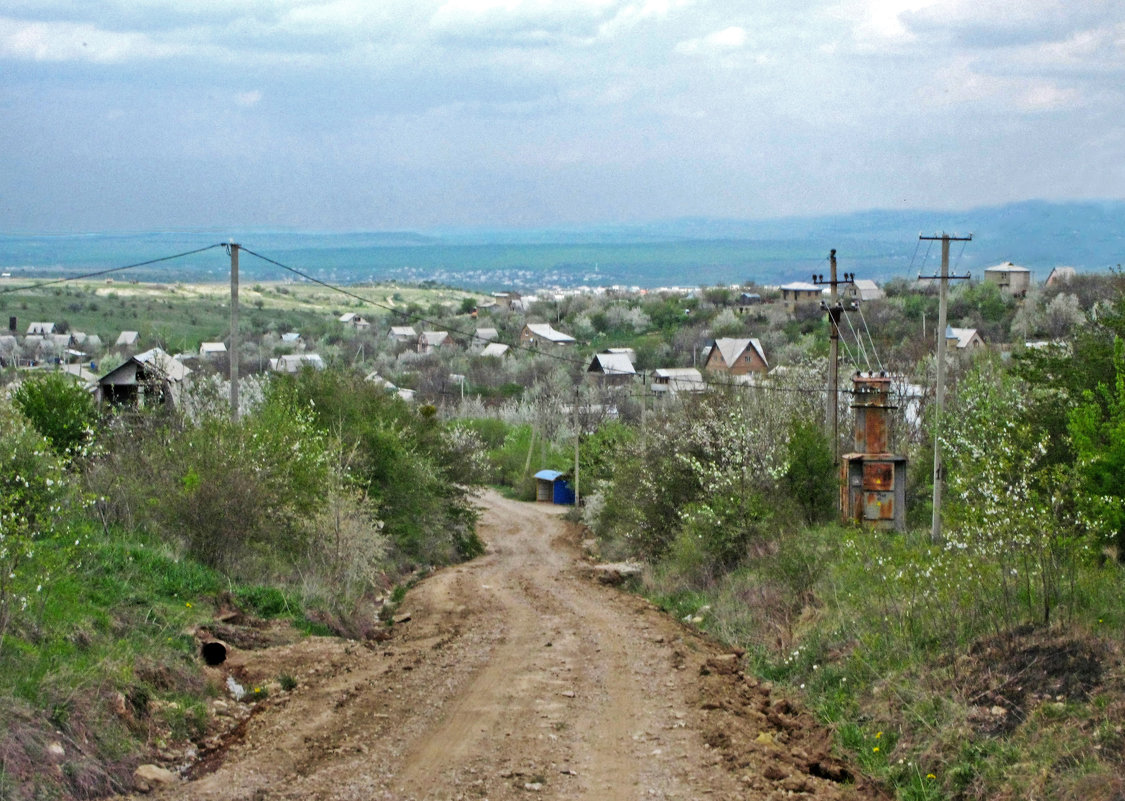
[635,523,1125,801]
[0,513,337,799]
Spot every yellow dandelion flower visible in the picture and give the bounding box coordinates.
[185,602,192,608]
[875,731,882,738]
[927,773,936,780]
[872,746,880,753]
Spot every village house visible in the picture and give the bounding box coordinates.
[97,347,191,409]
[417,331,455,353]
[338,312,371,329]
[269,353,326,373]
[702,337,769,376]
[651,367,706,395]
[26,321,56,335]
[115,330,140,348]
[388,325,417,344]
[733,292,762,315]
[946,326,985,351]
[984,262,1032,297]
[281,332,303,346]
[586,352,636,387]
[199,342,227,359]
[779,282,822,305]
[472,327,499,350]
[520,323,576,347]
[844,279,885,303]
[1046,266,1076,286]
[479,342,510,358]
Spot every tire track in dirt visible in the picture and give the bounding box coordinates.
[113,490,887,801]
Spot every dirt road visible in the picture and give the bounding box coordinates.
[129,491,883,801]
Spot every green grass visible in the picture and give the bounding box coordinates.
[0,514,334,801]
[633,522,1125,801]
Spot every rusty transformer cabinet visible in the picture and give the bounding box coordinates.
[841,372,906,531]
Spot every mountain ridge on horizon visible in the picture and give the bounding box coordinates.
[1,199,1121,290]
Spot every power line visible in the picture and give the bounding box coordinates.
[0,244,226,296]
[239,245,841,396]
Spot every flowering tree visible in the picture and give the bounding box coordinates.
[941,361,1087,626]
[0,400,71,653]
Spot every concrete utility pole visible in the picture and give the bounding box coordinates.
[813,250,853,465]
[228,242,240,422]
[918,233,971,542]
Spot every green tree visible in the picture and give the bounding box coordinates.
[12,373,98,459]
[783,419,836,525]
[1069,337,1125,556]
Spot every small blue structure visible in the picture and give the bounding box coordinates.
[534,469,575,505]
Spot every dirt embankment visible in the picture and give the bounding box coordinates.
[117,491,886,801]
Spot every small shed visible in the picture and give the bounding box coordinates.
[533,469,575,505]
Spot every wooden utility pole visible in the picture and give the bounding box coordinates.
[919,233,971,542]
[573,390,581,506]
[813,250,853,464]
[228,242,240,422]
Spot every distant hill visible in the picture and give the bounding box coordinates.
[1,200,1121,289]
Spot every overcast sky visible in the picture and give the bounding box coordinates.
[2,0,1123,232]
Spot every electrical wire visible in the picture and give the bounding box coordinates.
[0,244,226,296]
[840,308,871,371]
[0,238,856,398]
[239,245,844,396]
[855,303,885,373]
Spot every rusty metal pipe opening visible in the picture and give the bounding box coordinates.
[201,640,228,666]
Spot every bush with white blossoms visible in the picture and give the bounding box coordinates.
[0,398,73,652]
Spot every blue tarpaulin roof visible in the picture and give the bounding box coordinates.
[534,469,565,481]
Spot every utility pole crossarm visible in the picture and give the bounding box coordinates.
[812,249,861,469]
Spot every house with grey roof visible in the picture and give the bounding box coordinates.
[519,323,576,347]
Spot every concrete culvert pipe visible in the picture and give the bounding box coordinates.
[201,640,228,666]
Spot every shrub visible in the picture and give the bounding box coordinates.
[11,372,98,459]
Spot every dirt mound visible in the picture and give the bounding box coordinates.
[694,653,889,799]
[958,626,1107,734]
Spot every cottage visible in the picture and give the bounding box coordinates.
[520,323,576,347]
[480,342,510,358]
[417,331,455,353]
[734,293,762,315]
[98,347,191,409]
[702,337,768,375]
[26,322,55,335]
[115,330,140,348]
[388,326,416,343]
[983,262,1032,297]
[946,327,985,351]
[586,352,636,387]
[651,367,706,395]
[1046,266,1076,286]
[199,342,227,359]
[844,279,885,303]
[472,327,499,350]
[269,353,326,373]
[779,282,822,304]
[281,332,303,345]
[491,291,520,309]
[338,312,372,329]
